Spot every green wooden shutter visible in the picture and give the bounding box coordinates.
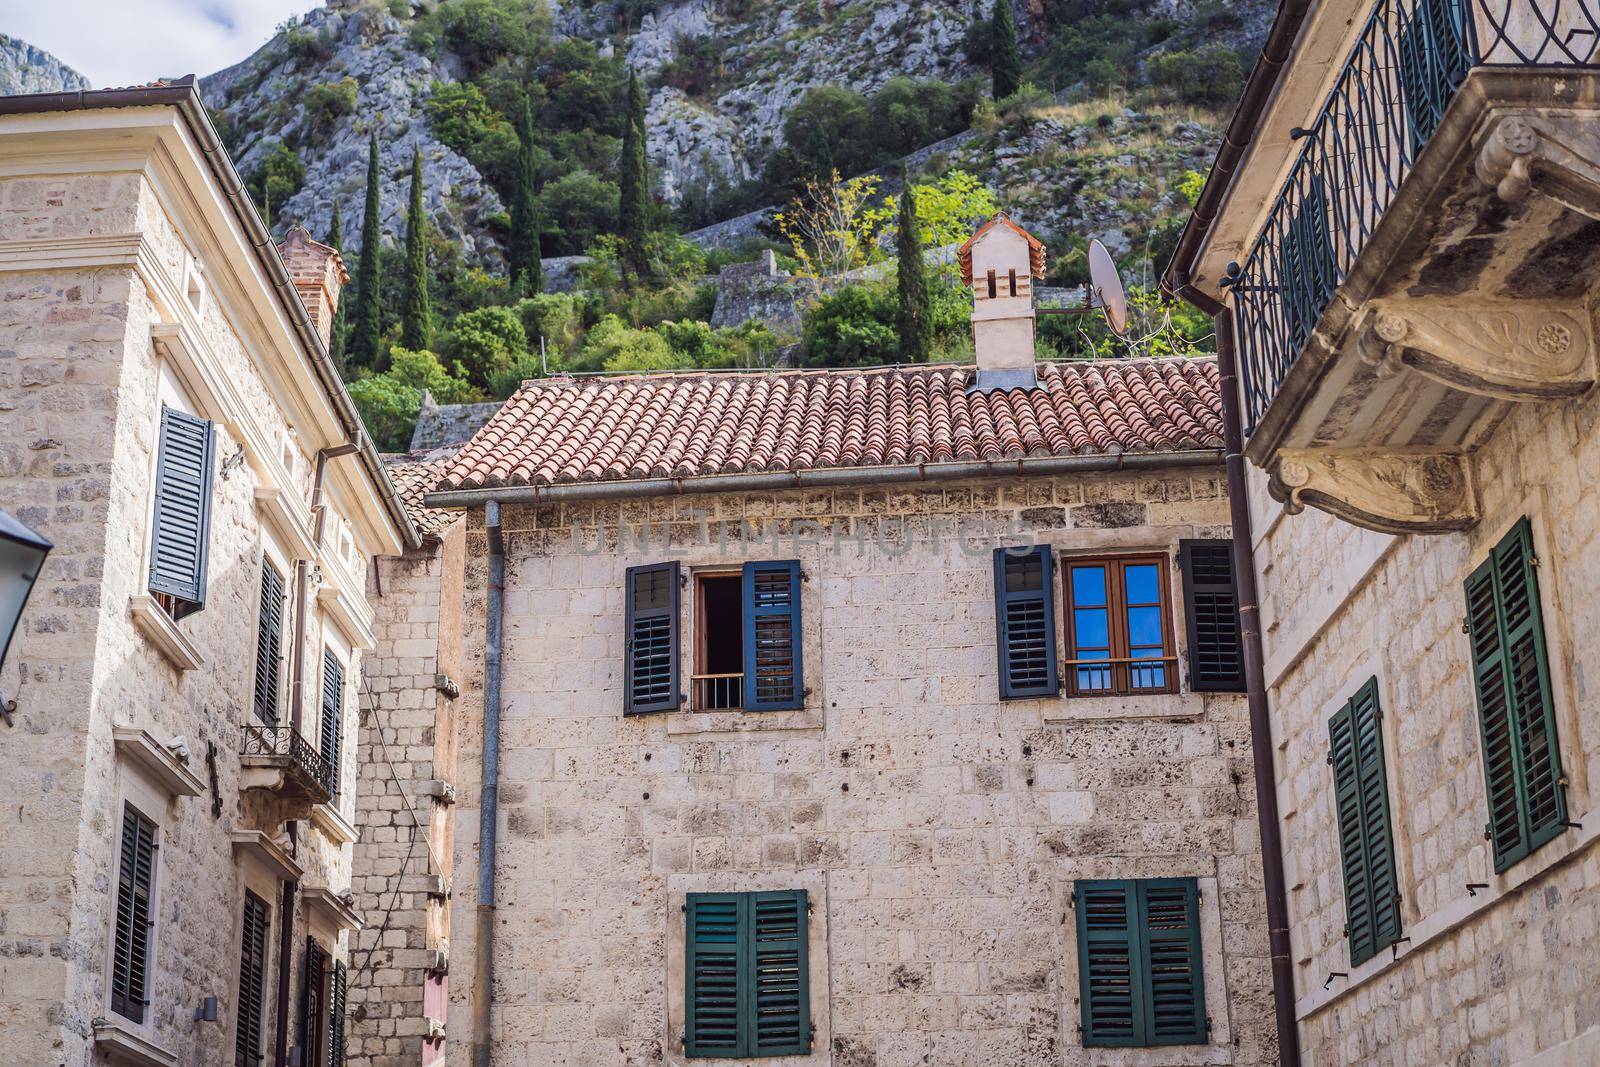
[300,938,328,1067]
[320,650,345,798]
[236,890,271,1067]
[111,803,158,1024]
[750,891,810,1056]
[994,545,1060,699]
[743,561,804,711]
[1279,175,1337,355]
[1076,879,1206,1047]
[1075,880,1138,1046]
[1178,540,1246,693]
[1138,880,1207,1046]
[148,406,215,611]
[1328,678,1402,967]
[254,562,286,725]
[625,562,680,714]
[1467,519,1568,872]
[329,961,347,1067]
[686,893,743,1057]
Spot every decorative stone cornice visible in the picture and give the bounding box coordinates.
[1268,448,1479,534]
[1360,301,1593,400]
[1476,112,1600,220]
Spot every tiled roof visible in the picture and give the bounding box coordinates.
[383,457,460,541]
[437,358,1223,492]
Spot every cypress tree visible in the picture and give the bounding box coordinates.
[326,200,347,372]
[348,129,383,371]
[618,68,650,284]
[895,175,932,363]
[400,146,432,352]
[510,100,543,296]
[990,0,1022,102]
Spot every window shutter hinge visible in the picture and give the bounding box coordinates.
[679,570,689,588]
[803,686,813,698]
[1484,823,1493,841]
[1528,555,1539,568]
[799,568,810,582]
[1461,617,1470,635]
[1326,750,1333,766]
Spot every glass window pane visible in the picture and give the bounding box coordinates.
[1072,565,1107,607]
[1127,605,1162,649]
[1123,563,1159,605]
[1074,608,1109,652]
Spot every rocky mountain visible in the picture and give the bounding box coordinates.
[0,34,91,96]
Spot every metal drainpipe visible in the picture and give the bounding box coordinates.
[289,442,361,733]
[274,821,300,1067]
[472,500,506,1067]
[1217,311,1302,1067]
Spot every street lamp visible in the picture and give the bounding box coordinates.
[0,509,52,726]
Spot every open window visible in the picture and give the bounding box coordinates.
[693,561,805,712]
[695,570,744,710]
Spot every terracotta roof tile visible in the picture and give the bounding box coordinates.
[383,457,460,541]
[437,358,1224,492]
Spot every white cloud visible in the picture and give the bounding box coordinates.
[2,0,319,88]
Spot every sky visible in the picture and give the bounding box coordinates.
[2,0,317,88]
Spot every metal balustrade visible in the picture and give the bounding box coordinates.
[1228,0,1600,433]
[241,721,337,801]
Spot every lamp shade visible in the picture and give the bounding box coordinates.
[0,509,52,673]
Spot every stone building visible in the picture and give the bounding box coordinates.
[421,217,1281,1064]
[0,80,417,1067]
[1166,1,1600,1063]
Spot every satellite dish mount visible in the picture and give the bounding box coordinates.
[1035,238,1130,339]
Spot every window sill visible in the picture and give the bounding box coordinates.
[92,1018,178,1067]
[113,727,206,798]
[1067,1045,1235,1067]
[1043,690,1208,723]
[309,799,358,845]
[129,595,205,672]
[666,706,823,737]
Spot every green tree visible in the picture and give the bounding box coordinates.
[509,99,543,296]
[348,129,384,371]
[895,174,931,363]
[326,200,347,371]
[990,0,1022,101]
[617,69,650,284]
[401,147,432,351]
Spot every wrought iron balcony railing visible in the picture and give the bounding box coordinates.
[241,721,337,801]
[1228,0,1600,433]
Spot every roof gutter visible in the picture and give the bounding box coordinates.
[423,449,1226,509]
[0,79,420,550]
[1161,0,1315,315]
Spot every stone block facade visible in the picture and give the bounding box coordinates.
[444,469,1278,1065]
[1248,384,1600,1064]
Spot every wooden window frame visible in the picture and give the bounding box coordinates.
[693,567,745,712]
[1061,553,1178,697]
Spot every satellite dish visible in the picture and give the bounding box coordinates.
[1087,239,1129,338]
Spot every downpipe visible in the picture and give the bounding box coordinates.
[1218,311,1303,1067]
[273,822,300,1067]
[289,442,361,734]
[472,500,506,1067]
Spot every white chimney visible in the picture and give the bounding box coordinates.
[960,213,1046,392]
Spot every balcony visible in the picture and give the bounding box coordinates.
[240,721,336,808]
[1227,0,1600,533]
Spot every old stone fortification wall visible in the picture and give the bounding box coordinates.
[1253,386,1600,1064]
[444,470,1278,1066]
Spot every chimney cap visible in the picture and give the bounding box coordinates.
[279,224,350,285]
[958,212,1046,286]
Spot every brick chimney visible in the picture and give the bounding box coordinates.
[278,224,349,350]
[960,213,1046,392]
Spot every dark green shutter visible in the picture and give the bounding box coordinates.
[1466,518,1568,872]
[1397,0,1471,155]
[1328,677,1402,967]
[111,803,158,1024]
[148,406,215,611]
[1075,879,1206,1047]
[300,938,327,1067]
[254,562,286,725]
[1179,540,1246,693]
[329,961,347,1067]
[686,891,811,1058]
[625,562,680,714]
[236,890,271,1067]
[994,545,1060,699]
[1279,175,1338,355]
[743,561,804,711]
[320,650,344,798]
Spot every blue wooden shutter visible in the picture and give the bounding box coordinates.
[1137,879,1206,1046]
[1467,519,1567,872]
[994,546,1059,699]
[111,803,158,1024]
[750,891,810,1056]
[686,893,743,1057]
[254,562,286,725]
[743,561,804,711]
[148,406,215,610]
[625,562,680,714]
[1330,678,1402,967]
[320,650,345,798]
[329,961,347,1067]
[236,890,271,1067]
[1076,880,1138,1046]
[1178,540,1245,692]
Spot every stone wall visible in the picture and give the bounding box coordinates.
[1250,384,1600,1063]
[349,518,465,1067]
[444,469,1278,1065]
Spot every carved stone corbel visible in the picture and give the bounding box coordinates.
[1359,301,1592,400]
[1476,113,1600,220]
[1268,448,1479,534]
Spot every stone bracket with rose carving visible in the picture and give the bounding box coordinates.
[1476,112,1600,221]
[1358,299,1594,401]
[1267,448,1479,535]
